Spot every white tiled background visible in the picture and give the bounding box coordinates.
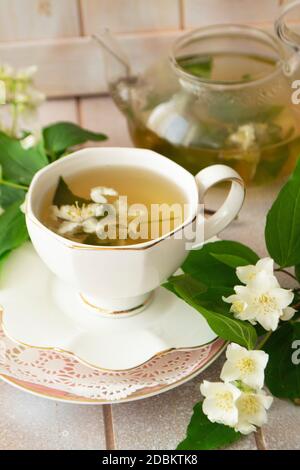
[0,0,293,97]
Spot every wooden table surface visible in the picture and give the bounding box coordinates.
[0,96,299,450]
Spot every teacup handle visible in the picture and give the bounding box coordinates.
[194,164,245,243]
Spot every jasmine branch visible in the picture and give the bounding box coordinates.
[275,267,297,282]
[256,331,272,350]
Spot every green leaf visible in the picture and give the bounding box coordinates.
[0,200,28,257]
[210,97,283,125]
[53,176,90,207]
[177,402,241,450]
[182,241,258,287]
[170,275,257,349]
[178,55,212,79]
[194,121,229,150]
[265,159,300,267]
[165,274,233,314]
[182,247,236,287]
[207,241,259,264]
[0,250,11,279]
[0,185,25,209]
[211,253,257,269]
[193,286,235,314]
[264,322,300,400]
[164,273,207,298]
[0,131,48,185]
[43,122,107,158]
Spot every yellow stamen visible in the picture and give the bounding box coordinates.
[231,301,246,314]
[256,293,278,314]
[247,272,256,281]
[236,357,256,375]
[215,392,234,411]
[238,394,260,415]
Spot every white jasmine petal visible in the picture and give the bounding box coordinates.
[256,257,275,274]
[220,361,241,384]
[200,381,240,427]
[52,204,82,222]
[16,65,38,79]
[80,204,102,220]
[53,203,105,223]
[57,221,80,235]
[19,202,26,214]
[82,217,99,234]
[236,257,278,289]
[222,294,236,304]
[0,64,13,78]
[235,391,273,435]
[234,285,249,296]
[258,310,281,331]
[220,343,269,389]
[14,92,28,104]
[259,393,274,410]
[236,265,257,285]
[272,288,294,309]
[280,306,296,321]
[249,270,280,292]
[20,134,36,150]
[235,421,257,435]
[230,300,248,315]
[223,291,256,323]
[223,276,294,331]
[19,193,28,214]
[27,89,45,106]
[228,124,256,151]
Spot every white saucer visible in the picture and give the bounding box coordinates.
[1,243,217,371]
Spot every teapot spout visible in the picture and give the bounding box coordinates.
[93,30,135,111]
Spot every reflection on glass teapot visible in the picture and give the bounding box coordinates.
[95,1,300,185]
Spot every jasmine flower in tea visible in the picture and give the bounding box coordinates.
[40,166,187,246]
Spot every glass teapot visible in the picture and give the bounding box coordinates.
[95,1,300,185]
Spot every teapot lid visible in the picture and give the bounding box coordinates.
[275,0,300,52]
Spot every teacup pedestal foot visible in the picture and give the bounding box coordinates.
[78,291,154,318]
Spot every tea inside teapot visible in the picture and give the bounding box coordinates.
[97,15,300,185]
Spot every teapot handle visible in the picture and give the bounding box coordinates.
[192,165,245,246]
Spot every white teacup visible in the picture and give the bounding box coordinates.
[26,147,245,316]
